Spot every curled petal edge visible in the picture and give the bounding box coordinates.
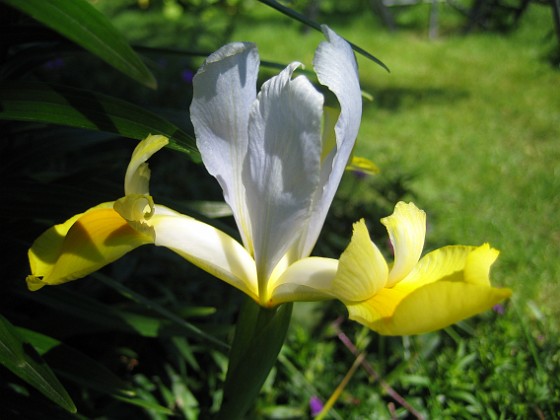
[331,219,388,302]
[382,201,426,287]
[125,134,169,196]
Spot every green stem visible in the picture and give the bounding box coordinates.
[218,298,293,419]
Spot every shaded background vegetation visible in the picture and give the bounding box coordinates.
[1,0,559,418]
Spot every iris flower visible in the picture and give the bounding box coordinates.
[27,26,363,307]
[26,27,510,335]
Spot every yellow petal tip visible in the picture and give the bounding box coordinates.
[26,275,46,291]
[346,156,380,175]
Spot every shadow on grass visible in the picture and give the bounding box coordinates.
[368,85,470,111]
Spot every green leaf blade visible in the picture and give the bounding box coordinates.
[0,315,77,413]
[0,81,200,160]
[16,328,136,397]
[3,0,156,88]
[257,0,389,72]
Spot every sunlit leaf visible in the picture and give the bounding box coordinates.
[14,328,59,356]
[0,81,200,160]
[3,0,156,88]
[257,0,389,72]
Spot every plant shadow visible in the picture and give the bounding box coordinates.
[366,85,470,112]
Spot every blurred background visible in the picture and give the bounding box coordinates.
[1,0,559,418]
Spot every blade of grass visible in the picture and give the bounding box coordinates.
[333,319,424,419]
[17,328,136,397]
[316,353,365,420]
[513,301,557,420]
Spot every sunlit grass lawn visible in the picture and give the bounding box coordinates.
[231,3,560,313]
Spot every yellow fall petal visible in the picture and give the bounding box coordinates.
[355,281,512,336]
[346,287,406,328]
[382,202,426,287]
[397,245,477,294]
[26,206,153,291]
[331,219,388,302]
[398,244,500,293]
[345,243,510,335]
[27,202,112,281]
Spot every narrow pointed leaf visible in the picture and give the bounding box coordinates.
[256,0,389,71]
[3,0,156,88]
[0,315,76,413]
[94,273,229,350]
[22,280,227,349]
[0,81,199,160]
[16,328,135,397]
[21,287,162,338]
[112,395,175,415]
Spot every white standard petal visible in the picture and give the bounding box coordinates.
[244,62,323,294]
[298,25,363,257]
[190,42,259,254]
[151,205,258,302]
